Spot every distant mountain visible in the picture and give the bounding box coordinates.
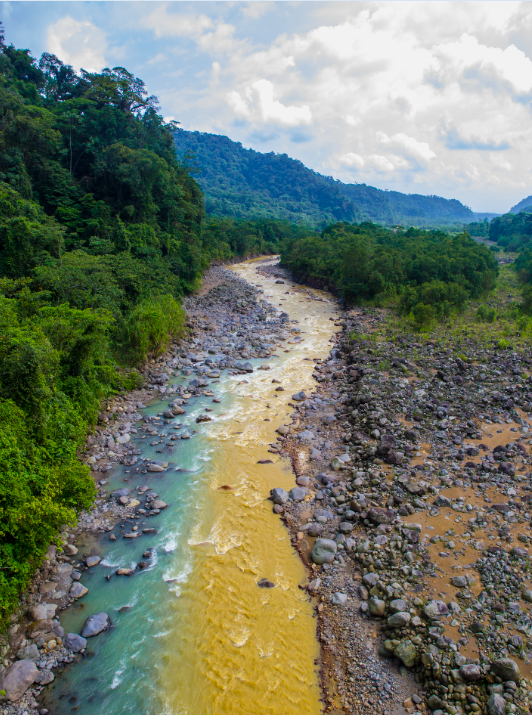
[510,195,532,214]
[173,129,476,228]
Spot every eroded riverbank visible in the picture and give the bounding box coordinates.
[1,257,339,716]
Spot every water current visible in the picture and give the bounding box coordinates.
[44,258,338,715]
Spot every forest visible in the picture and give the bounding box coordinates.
[280,222,499,325]
[0,35,305,624]
[173,129,480,228]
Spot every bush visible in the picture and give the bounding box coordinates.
[122,295,185,365]
[476,304,497,323]
[411,303,435,330]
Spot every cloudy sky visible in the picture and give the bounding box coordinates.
[6,1,532,212]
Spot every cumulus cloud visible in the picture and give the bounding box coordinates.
[228,79,312,127]
[47,17,107,72]
[139,1,532,211]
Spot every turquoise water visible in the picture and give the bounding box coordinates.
[43,262,335,715]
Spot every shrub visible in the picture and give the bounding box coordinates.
[122,295,185,365]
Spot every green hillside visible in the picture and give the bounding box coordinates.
[174,129,476,228]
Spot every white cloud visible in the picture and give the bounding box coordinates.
[47,17,106,72]
[338,152,365,169]
[228,79,312,127]
[143,1,532,211]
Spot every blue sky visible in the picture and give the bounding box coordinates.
[6,1,532,212]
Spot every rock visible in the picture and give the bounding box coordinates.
[368,597,385,616]
[522,588,532,602]
[311,538,337,565]
[35,670,54,685]
[85,556,101,567]
[331,592,348,606]
[499,461,515,477]
[28,603,57,621]
[296,475,310,486]
[271,487,289,505]
[289,487,307,502]
[490,658,520,682]
[196,414,212,423]
[117,568,135,576]
[307,523,322,537]
[460,664,482,682]
[363,572,379,587]
[63,633,87,652]
[428,695,443,710]
[330,457,344,471]
[147,464,165,472]
[389,599,407,613]
[0,660,39,701]
[151,500,168,510]
[63,543,78,556]
[17,644,39,661]
[368,507,395,525]
[257,578,275,588]
[70,583,89,599]
[339,522,354,534]
[434,495,451,507]
[292,391,307,402]
[308,578,321,593]
[423,600,449,620]
[81,612,109,638]
[394,640,417,668]
[487,694,506,715]
[451,575,467,588]
[387,611,411,628]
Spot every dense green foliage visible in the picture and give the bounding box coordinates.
[281,222,498,325]
[0,34,219,624]
[489,211,532,251]
[174,129,478,228]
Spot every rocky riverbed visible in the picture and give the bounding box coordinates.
[271,296,532,714]
[1,262,321,715]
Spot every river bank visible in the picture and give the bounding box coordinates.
[1,258,339,715]
[273,286,532,715]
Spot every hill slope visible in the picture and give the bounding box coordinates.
[511,195,532,214]
[174,129,476,228]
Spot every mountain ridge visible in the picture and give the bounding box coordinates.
[174,128,487,228]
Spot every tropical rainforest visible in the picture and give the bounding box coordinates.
[0,29,524,628]
[174,128,483,228]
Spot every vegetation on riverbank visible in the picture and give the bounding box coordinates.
[280,221,499,325]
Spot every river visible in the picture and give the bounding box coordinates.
[43,258,338,715]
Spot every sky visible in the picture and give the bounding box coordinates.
[6,0,532,213]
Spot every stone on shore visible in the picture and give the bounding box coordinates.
[0,660,39,702]
[70,582,89,599]
[271,487,288,504]
[63,633,87,652]
[311,538,337,564]
[81,612,109,637]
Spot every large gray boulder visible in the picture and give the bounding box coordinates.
[422,600,449,620]
[0,660,39,701]
[387,612,411,628]
[16,644,39,661]
[460,664,481,682]
[288,487,306,502]
[28,603,57,621]
[70,583,89,599]
[490,658,520,682]
[271,487,288,505]
[311,538,337,565]
[64,633,87,652]
[81,612,109,638]
[487,694,506,715]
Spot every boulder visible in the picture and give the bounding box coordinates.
[85,556,101,568]
[70,583,89,599]
[289,487,306,502]
[487,694,506,715]
[291,391,307,402]
[34,670,54,686]
[151,500,168,510]
[271,487,288,505]
[451,575,467,588]
[63,633,87,652]
[368,507,395,525]
[331,592,348,606]
[423,600,449,620]
[147,464,165,472]
[63,543,78,556]
[81,612,109,638]
[311,538,337,565]
[490,658,520,683]
[460,664,482,682]
[387,612,411,628]
[28,603,56,621]
[393,640,417,667]
[17,644,39,661]
[0,660,39,702]
[339,522,353,534]
[368,597,385,616]
[389,599,407,613]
